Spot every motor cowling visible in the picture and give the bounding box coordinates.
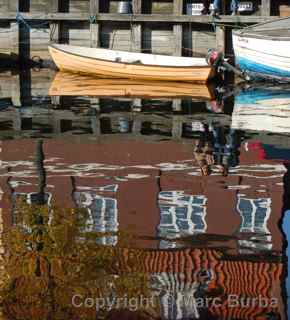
[206,49,224,67]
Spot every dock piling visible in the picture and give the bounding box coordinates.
[90,0,100,48]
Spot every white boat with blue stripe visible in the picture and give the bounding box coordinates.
[233,17,290,81]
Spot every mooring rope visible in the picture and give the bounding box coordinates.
[89,15,97,24]
[16,11,50,30]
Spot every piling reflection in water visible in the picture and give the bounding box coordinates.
[0,69,290,319]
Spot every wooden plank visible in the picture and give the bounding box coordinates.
[173,0,183,15]
[173,24,182,56]
[90,108,101,135]
[50,22,60,43]
[132,118,142,134]
[216,26,225,52]
[261,0,271,16]
[69,0,90,13]
[132,0,142,14]
[131,23,142,52]
[30,0,49,12]
[132,98,142,112]
[8,0,18,11]
[132,0,142,52]
[172,99,182,112]
[0,12,277,23]
[50,0,60,44]
[50,0,59,12]
[0,0,8,11]
[10,22,19,57]
[143,27,175,55]
[90,23,99,47]
[51,96,61,106]
[52,117,61,134]
[100,23,131,50]
[173,0,183,56]
[90,0,100,48]
[90,0,99,14]
[90,98,100,112]
[152,2,173,14]
[172,116,183,139]
[11,73,21,107]
[95,14,276,23]
[191,28,215,57]
[13,111,22,131]
[61,22,90,47]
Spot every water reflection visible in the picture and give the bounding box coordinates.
[281,163,290,319]
[193,124,241,176]
[232,85,290,134]
[0,69,290,319]
[49,72,215,100]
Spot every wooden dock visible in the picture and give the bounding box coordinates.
[0,0,280,64]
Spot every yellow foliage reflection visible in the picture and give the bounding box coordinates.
[0,199,157,320]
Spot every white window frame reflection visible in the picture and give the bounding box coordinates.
[236,196,272,252]
[74,192,118,246]
[151,271,213,320]
[158,191,207,246]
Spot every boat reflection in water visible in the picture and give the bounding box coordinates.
[49,71,219,100]
[232,84,290,133]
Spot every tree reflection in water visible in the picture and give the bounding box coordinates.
[1,200,157,320]
[0,139,157,320]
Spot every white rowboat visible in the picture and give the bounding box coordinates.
[233,17,290,80]
[48,44,214,83]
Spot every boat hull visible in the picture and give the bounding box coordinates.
[48,45,213,83]
[233,32,290,79]
[49,72,213,99]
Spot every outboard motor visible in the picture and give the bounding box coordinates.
[206,49,224,68]
[206,48,250,81]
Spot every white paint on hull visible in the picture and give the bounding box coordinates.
[233,33,290,73]
[51,44,207,67]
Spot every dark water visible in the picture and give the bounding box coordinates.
[0,68,290,319]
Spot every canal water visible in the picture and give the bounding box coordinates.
[0,68,290,319]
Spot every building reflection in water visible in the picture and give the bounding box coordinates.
[1,71,290,318]
[1,121,287,319]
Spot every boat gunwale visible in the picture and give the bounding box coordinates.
[49,44,211,70]
[233,16,290,34]
[233,30,290,41]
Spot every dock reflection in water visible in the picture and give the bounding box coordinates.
[0,69,290,319]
